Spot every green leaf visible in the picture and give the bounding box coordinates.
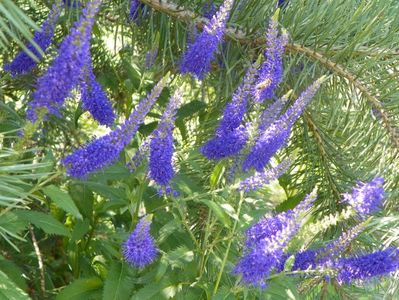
[0,255,28,291]
[15,210,70,237]
[165,246,194,269]
[200,199,231,227]
[56,277,103,300]
[212,286,235,300]
[69,183,94,219]
[43,185,83,220]
[210,162,225,189]
[0,269,30,300]
[130,279,172,300]
[70,219,90,243]
[102,262,133,300]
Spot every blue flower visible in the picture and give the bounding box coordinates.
[4,1,63,76]
[242,119,291,172]
[252,19,288,103]
[180,0,234,79]
[129,0,140,21]
[243,78,324,172]
[337,248,399,284]
[235,190,317,286]
[202,1,218,19]
[27,0,101,122]
[201,64,256,160]
[127,136,151,173]
[238,159,290,192]
[123,217,158,268]
[344,177,385,216]
[292,250,318,271]
[80,62,116,126]
[62,77,168,178]
[234,245,283,288]
[149,89,182,189]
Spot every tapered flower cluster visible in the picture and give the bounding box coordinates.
[344,177,384,216]
[180,0,234,79]
[80,62,116,126]
[336,248,399,284]
[234,190,317,287]
[281,223,365,273]
[4,1,63,76]
[129,0,140,21]
[127,136,151,173]
[243,77,324,172]
[252,19,288,103]
[270,177,390,285]
[149,89,182,190]
[258,93,290,132]
[201,64,256,160]
[62,78,167,178]
[123,217,158,268]
[202,1,217,19]
[27,0,101,122]
[238,159,290,192]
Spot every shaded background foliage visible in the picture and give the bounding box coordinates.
[1,0,399,299]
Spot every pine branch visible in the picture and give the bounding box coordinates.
[140,0,399,153]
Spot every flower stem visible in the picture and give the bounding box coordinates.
[213,191,244,295]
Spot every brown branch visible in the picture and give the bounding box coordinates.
[288,43,399,152]
[140,0,399,152]
[29,226,45,297]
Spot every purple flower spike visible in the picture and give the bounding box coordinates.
[180,0,234,79]
[4,1,63,76]
[234,189,317,286]
[62,77,168,178]
[201,64,257,160]
[123,217,158,268]
[258,93,290,132]
[129,0,140,21]
[28,0,102,122]
[242,119,291,172]
[80,62,116,126]
[238,159,290,192]
[252,19,288,103]
[234,244,283,288]
[149,89,182,188]
[337,248,399,284]
[344,177,385,216]
[243,78,324,172]
[202,1,218,19]
[127,136,151,173]
[292,249,318,271]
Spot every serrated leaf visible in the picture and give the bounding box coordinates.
[43,185,83,220]
[15,210,70,237]
[0,269,30,300]
[102,262,133,300]
[56,277,103,300]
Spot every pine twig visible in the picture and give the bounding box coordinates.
[287,43,399,153]
[140,0,399,152]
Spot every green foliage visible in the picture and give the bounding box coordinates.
[1,0,399,299]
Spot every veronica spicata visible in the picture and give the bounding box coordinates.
[4,1,63,76]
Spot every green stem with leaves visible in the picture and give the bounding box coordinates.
[213,191,245,296]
